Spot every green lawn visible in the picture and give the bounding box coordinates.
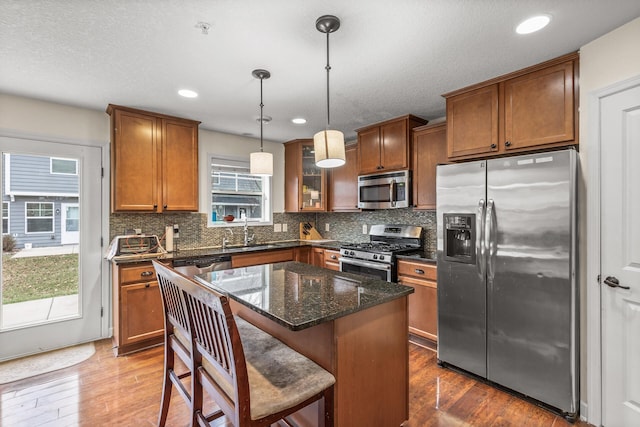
[2,253,79,304]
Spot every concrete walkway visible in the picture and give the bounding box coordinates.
[2,294,79,329]
[11,244,79,259]
[3,245,80,328]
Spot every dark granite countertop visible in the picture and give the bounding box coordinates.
[395,253,437,264]
[110,240,344,264]
[194,261,414,331]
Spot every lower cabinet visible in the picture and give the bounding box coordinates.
[311,247,325,267]
[112,261,167,356]
[397,260,437,343]
[231,248,295,268]
[323,249,341,271]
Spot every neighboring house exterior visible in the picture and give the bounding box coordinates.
[2,153,79,248]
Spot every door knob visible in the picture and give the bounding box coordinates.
[604,276,630,290]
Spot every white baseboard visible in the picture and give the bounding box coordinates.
[580,400,588,422]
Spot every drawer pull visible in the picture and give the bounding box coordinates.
[414,269,425,275]
[145,283,150,288]
[140,271,154,277]
[330,255,337,260]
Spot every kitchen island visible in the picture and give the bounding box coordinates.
[195,261,414,427]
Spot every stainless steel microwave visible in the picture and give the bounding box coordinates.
[357,170,410,209]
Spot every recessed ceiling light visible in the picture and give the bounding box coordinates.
[516,15,551,34]
[291,117,307,124]
[178,89,198,98]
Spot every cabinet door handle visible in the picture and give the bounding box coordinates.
[414,268,425,275]
[163,204,168,209]
[140,271,153,277]
[490,143,497,149]
[330,255,337,260]
[145,283,150,288]
[153,204,158,210]
[505,141,512,147]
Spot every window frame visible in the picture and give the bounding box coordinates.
[208,155,272,228]
[50,157,78,175]
[2,201,9,235]
[25,201,55,234]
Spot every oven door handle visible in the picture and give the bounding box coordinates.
[339,257,392,271]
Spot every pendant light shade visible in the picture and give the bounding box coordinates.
[314,129,345,168]
[250,69,273,176]
[250,151,273,175]
[314,15,345,168]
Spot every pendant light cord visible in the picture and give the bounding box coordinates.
[259,76,264,152]
[325,31,331,130]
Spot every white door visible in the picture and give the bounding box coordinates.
[61,203,79,245]
[0,137,103,361]
[601,82,640,426]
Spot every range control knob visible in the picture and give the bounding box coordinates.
[349,251,355,256]
[373,254,378,260]
[379,255,385,261]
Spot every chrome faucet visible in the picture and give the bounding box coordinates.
[243,217,255,246]
[222,228,233,249]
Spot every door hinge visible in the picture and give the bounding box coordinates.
[597,274,601,284]
[101,237,103,247]
[101,167,104,178]
[101,307,104,317]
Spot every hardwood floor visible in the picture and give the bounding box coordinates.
[0,339,592,426]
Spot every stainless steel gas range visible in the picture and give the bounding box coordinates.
[339,224,423,282]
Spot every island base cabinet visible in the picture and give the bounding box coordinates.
[230,297,409,427]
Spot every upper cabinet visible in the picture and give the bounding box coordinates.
[444,52,578,161]
[107,105,200,213]
[356,115,428,175]
[328,144,360,212]
[284,139,327,212]
[412,123,448,210]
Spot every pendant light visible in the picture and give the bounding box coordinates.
[314,15,345,168]
[250,69,273,176]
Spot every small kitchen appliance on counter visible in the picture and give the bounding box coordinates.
[339,224,422,282]
[105,235,166,260]
[436,149,578,420]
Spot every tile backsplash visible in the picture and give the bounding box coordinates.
[110,209,436,257]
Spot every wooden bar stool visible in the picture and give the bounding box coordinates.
[153,261,196,426]
[153,261,335,427]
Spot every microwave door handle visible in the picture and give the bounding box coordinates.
[477,199,486,279]
[389,179,396,207]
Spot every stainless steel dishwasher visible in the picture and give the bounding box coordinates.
[172,254,232,278]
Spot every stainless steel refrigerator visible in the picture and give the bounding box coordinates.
[436,148,578,419]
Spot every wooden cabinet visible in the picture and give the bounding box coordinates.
[397,260,437,342]
[294,246,311,264]
[412,123,448,210]
[311,247,325,267]
[444,52,578,161]
[323,249,340,271]
[356,115,428,175]
[231,248,295,268]
[284,139,328,212]
[107,104,200,213]
[112,261,167,355]
[328,144,360,212]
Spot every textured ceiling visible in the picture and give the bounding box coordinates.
[2,1,640,143]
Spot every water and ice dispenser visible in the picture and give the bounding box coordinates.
[443,213,476,264]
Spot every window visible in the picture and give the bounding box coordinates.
[2,202,8,234]
[210,156,271,226]
[51,157,78,175]
[26,202,54,233]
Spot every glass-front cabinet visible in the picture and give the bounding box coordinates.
[284,139,327,212]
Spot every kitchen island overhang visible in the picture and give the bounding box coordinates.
[194,261,414,427]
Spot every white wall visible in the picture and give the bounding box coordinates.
[578,16,640,419]
[0,94,286,212]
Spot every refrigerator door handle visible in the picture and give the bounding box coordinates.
[485,199,497,282]
[477,199,486,279]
